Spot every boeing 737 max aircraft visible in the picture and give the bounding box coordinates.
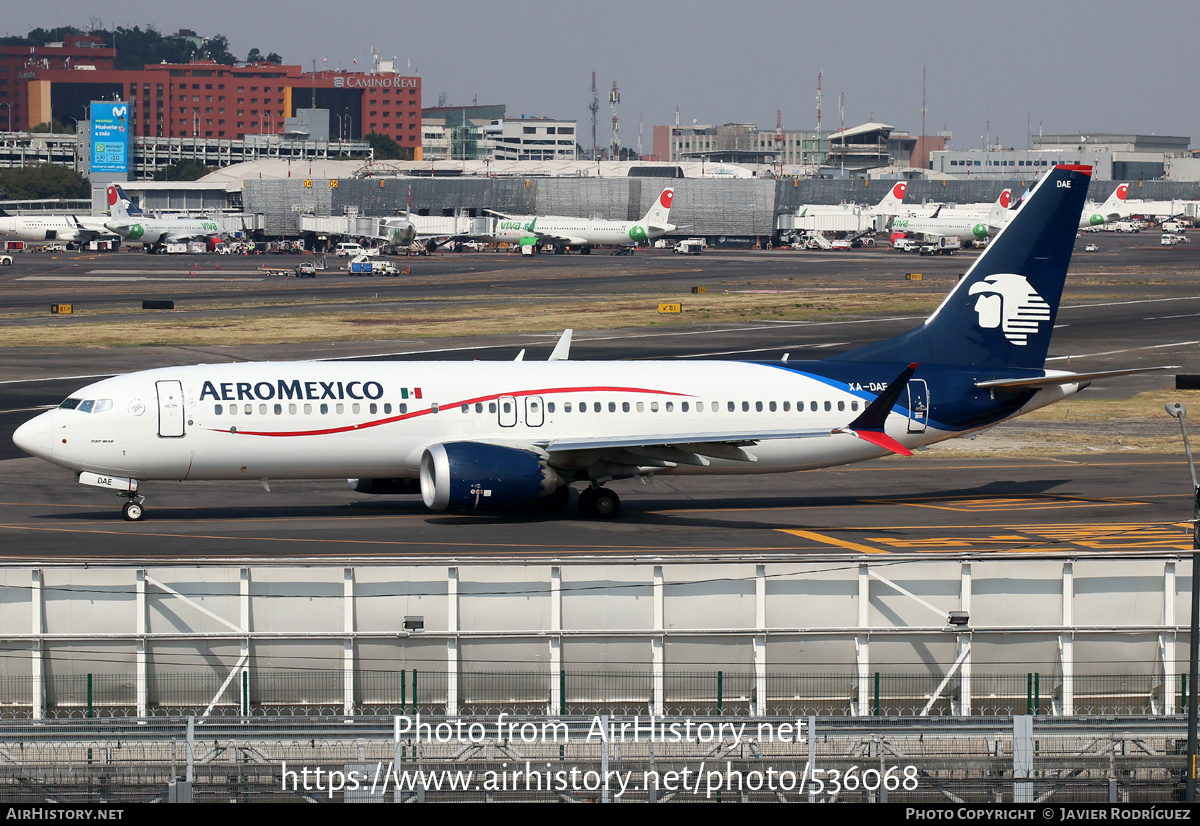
[15,165,1158,522]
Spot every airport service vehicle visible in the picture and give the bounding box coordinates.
[1163,221,1186,234]
[1084,243,1099,252]
[1161,233,1187,246]
[15,165,1162,523]
[486,188,676,254]
[674,238,704,255]
[294,262,317,277]
[0,254,11,265]
[103,185,228,247]
[336,243,366,257]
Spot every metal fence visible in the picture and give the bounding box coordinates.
[0,715,1188,803]
[0,670,1184,720]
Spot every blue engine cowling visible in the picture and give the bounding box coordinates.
[420,442,561,511]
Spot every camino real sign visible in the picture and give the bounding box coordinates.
[90,101,130,175]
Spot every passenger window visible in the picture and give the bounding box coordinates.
[547,403,555,413]
[336,403,344,414]
[259,404,268,415]
[384,403,393,414]
[636,401,644,412]
[230,405,238,415]
[399,404,407,414]
[711,402,718,412]
[215,404,223,415]
[320,404,329,414]
[461,403,469,413]
[431,403,439,414]
[564,402,572,413]
[243,404,252,414]
[783,401,791,412]
[810,401,818,412]
[352,403,360,414]
[665,402,673,412]
[370,403,378,414]
[824,401,831,412]
[304,404,312,414]
[475,403,483,413]
[727,401,735,412]
[769,401,777,412]
[852,401,859,411]
[755,402,763,412]
[651,401,659,412]
[274,404,282,415]
[838,401,845,412]
[501,401,510,413]
[289,404,297,414]
[681,402,689,412]
[741,401,750,412]
[488,402,496,413]
[608,402,616,412]
[594,402,601,412]
[622,401,630,412]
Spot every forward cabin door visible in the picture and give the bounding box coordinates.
[156,380,186,437]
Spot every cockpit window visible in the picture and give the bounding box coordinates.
[77,400,95,413]
[94,399,113,413]
[59,398,82,410]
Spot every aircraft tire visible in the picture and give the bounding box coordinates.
[580,246,591,255]
[580,487,619,519]
[122,501,145,522]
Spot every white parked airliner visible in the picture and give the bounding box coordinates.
[15,165,1153,522]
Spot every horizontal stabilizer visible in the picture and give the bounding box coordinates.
[975,366,1177,391]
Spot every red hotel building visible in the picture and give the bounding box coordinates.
[6,38,421,157]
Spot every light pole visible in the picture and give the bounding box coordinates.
[1167,401,1200,802]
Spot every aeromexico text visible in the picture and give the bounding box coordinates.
[199,380,389,402]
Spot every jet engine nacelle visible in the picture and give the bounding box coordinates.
[419,442,562,511]
[348,477,422,495]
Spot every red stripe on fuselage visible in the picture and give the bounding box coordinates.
[206,385,691,438]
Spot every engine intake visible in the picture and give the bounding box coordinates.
[420,442,561,511]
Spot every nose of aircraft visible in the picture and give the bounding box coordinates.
[13,410,54,460]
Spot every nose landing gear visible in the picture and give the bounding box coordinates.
[120,492,146,521]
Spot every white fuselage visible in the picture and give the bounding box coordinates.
[488,217,661,247]
[14,360,1076,485]
[892,215,995,242]
[106,216,226,245]
[0,215,110,242]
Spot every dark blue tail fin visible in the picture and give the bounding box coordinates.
[833,164,1091,372]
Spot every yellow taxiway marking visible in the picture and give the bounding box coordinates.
[778,529,890,554]
[779,522,1195,554]
[864,494,1147,512]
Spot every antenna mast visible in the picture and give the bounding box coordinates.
[588,71,599,161]
[609,80,620,161]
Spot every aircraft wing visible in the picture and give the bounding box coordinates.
[538,427,837,468]
[975,366,1176,391]
[70,217,110,240]
[530,230,589,246]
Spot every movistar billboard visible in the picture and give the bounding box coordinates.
[90,101,130,175]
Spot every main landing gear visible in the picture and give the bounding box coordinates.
[121,492,146,521]
[578,486,620,520]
